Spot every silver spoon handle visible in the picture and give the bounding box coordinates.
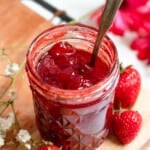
[90,0,123,66]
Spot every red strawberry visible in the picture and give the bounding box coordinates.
[38,145,59,150]
[112,110,142,144]
[114,65,141,108]
[49,41,76,57]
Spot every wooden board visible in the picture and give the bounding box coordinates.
[0,0,51,149]
[0,0,150,149]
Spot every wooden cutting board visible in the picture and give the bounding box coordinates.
[0,0,150,150]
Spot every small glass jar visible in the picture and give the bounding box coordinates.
[26,24,119,150]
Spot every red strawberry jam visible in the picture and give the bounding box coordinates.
[26,24,119,150]
[37,41,109,90]
[34,41,112,149]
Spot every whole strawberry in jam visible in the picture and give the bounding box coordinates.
[112,110,142,144]
[114,65,141,108]
[49,41,76,57]
[38,145,59,150]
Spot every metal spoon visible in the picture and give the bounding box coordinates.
[90,0,123,66]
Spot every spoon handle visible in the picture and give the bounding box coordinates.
[90,0,123,66]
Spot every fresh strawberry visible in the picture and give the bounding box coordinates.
[38,145,59,150]
[114,65,141,108]
[112,110,142,144]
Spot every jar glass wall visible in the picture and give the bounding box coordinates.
[26,24,119,150]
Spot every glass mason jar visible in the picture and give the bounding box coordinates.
[26,24,119,150]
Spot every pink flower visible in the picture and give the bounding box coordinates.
[131,35,150,64]
[90,0,150,65]
[90,0,149,35]
[109,10,127,35]
[123,3,150,36]
[89,6,128,35]
[120,0,148,9]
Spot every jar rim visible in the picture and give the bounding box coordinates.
[26,24,119,101]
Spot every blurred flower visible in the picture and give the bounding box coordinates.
[90,0,149,35]
[4,63,20,76]
[0,113,15,133]
[131,35,150,64]
[16,129,31,143]
[0,113,15,148]
[0,135,4,148]
[90,0,150,65]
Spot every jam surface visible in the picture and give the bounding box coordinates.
[34,41,112,150]
[37,41,109,90]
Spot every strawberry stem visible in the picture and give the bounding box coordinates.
[119,63,125,73]
[113,107,126,114]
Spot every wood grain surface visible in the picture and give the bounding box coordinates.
[0,0,150,150]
